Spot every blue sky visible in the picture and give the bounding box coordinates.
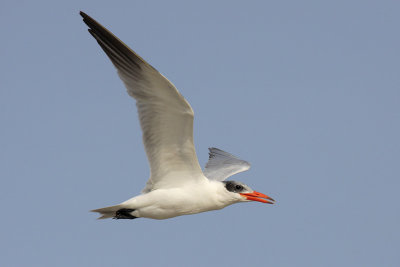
[1,0,399,266]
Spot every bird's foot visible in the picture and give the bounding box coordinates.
[113,208,138,219]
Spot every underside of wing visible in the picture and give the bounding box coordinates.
[203,147,251,181]
[80,12,204,192]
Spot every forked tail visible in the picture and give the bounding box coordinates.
[91,204,138,220]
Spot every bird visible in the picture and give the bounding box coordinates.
[80,11,275,220]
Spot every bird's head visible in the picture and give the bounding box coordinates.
[222,180,275,204]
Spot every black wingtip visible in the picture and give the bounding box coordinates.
[80,11,95,28]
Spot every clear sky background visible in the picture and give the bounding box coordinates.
[1,1,399,266]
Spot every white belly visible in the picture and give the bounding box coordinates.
[122,184,230,220]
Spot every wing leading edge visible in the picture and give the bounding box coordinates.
[80,12,204,192]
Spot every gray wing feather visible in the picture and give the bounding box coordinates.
[203,148,251,181]
[80,12,204,192]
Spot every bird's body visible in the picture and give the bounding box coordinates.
[120,180,231,219]
[80,11,275,220]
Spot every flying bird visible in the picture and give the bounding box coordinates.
[80,11,275,220]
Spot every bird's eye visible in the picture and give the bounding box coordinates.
[235,185,243,191]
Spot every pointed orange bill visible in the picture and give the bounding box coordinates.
[240,191,275,204]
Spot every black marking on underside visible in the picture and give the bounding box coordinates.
[114,209,138,220]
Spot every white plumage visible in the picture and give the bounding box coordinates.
[80,11,274,220]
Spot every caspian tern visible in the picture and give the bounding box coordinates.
[80,12,275,220]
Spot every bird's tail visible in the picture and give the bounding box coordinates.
[91,204,124,219]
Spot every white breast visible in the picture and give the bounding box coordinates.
[122,179,232,219]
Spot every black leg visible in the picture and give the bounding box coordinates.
[114,209,138,219]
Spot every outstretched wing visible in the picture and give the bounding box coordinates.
[80,12,204,192]
[203,147,251,181]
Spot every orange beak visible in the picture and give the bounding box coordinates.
[240,191,275,204]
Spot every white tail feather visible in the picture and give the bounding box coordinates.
[91,204,123,220]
